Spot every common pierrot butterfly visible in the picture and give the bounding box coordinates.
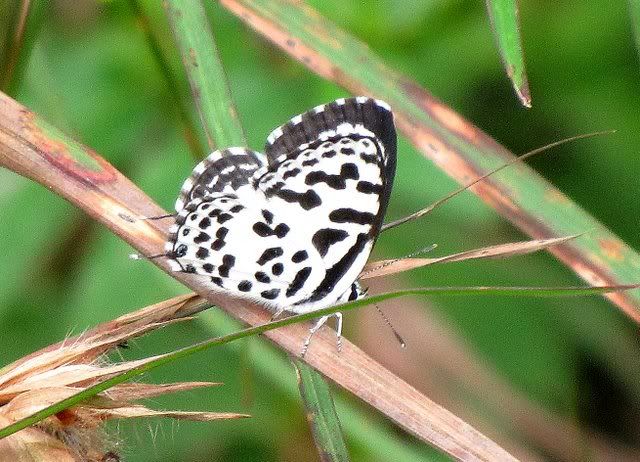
[164,97,396,353]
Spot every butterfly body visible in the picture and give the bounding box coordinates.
[165,97,396,348]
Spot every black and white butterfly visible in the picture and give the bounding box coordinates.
[164,97,396,353]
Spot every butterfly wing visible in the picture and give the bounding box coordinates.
[264,96,396,239]
[259,97,396,311]
[166,97,396,314]
[173,147,265,212]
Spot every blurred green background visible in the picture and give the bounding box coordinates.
[2,0,640,460]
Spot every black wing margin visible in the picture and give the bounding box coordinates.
[264,96,397,237]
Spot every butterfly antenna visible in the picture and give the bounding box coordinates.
[361,243,437,277]
[382,130,616,232]
[375,304,406,348]
[129,253,166,261]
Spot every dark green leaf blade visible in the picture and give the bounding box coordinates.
[164,0,246,150]
[485,0,531,107]
[294,359,350,462]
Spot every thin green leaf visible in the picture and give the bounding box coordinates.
[128,0,206,160]
[164,0,246,150]
[294,359,350,462]
[0,0,46,93]
[1,282,637,440]
[629,0,640,65]
[485,0,531,107]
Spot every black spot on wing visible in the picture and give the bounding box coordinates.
[356,181,383,194]
[217,213,233,224]
[275,189,322,210]
[253,222,272,237]
[252,222,290,238]
[175,244,188,257]
[312,228,348,257]
[257,247,283,265]
[261,288,280,300]
[255,271,271,283]
[275,223,289,238]
[202,263,215,273]
[238,280,252,292]
[272,263,284,276]
[302,158,319,167]
[292,250,308,263]
[193,232,210,244]
[282,168,301,179]
[199,217,211,229]
[329,208,375,225]
[305,163,359,190]
[218,254,235,277]
[261,209,274,224]
[286,267,312,297]
[196,247,209,259]
[360,152,377,164]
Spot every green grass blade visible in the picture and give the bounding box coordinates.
[1,282,635,440]
[0,0,46,93]
[629,0,640,65]
[294,359,350,462]
[221,0,640,324]
[164,0,246,150]
[128,0,206,160]
[485,0,531,107]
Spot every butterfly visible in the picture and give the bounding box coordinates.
[164,97,396,354]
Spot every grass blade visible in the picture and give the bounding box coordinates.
[128,0,205,160]
[164,0,245,149]
[0,0,46,93]
[220,0,640,324]
[294,359,350,462]
[629,0,640,67]
[485,0,531,107]
[362,235,579,279]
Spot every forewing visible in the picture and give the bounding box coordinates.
[259,97,396,309]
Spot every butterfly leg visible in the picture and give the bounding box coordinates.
[334,312,343,353]
[270,307,286,322]
[301,315,330,358]
[300,313,344,357]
